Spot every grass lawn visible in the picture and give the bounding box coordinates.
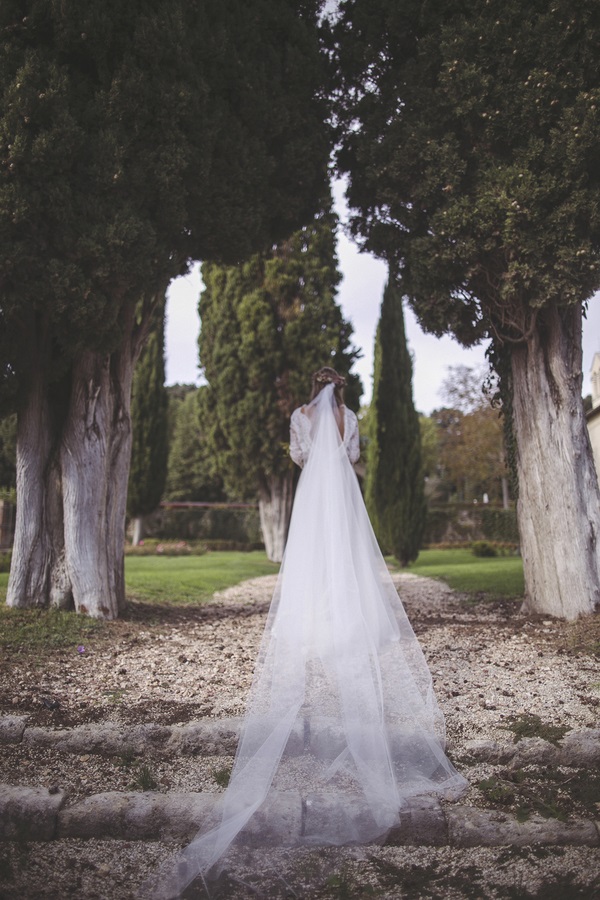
[0,547,522,647]
[406,547,524,599]
[0,551,279,648]
[124,550,279,605]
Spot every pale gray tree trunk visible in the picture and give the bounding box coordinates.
[511,302,600,619]
[7,369,72,610]
[258,472,294,563]
[132,516,145,546]
[61,345,135,618]
[7,301,145,619]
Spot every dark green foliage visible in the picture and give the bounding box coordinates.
[212,766,232,788]
[480,507,520,543]
[0,415,16,488]
[0,0,331,413]
[366,279,426,566]
[502,714,569,747]
[165,388,226,502]
[471,541,497,558]
[422,506,519,545]
[199,207,362,500]
[333,0,600,341]
[127,303,168,519]
[486,341,519,501]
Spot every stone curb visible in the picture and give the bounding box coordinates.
[0,715,241,757]
[1,784,598,849]
[0,784,67,841]
[464,729,600,768]
[3,716,600,768]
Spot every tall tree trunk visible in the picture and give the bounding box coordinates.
[258,472,293,563]
[7,368,72,610]
[511,302,600,619]
[7,305,140,619]
[61,343,135,618]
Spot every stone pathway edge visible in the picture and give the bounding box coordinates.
[2,716,599,849]
[0,784,598,848]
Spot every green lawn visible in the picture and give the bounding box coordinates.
[0,551,280,648]
[124,550,279,605]
[0,550,279,609]
[406,548,524,598]
[0,548,522,633]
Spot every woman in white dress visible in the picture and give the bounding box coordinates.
[145,366,467,898]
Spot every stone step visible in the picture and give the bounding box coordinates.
[2,716,600,767]
[0,715,240,757]
[0,784,598,849]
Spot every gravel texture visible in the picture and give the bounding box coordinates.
[1,571,599,898]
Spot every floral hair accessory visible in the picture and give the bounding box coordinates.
[314,372,346,386]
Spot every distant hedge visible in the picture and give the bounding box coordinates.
[131,506,262,545]
[423,505,518,545]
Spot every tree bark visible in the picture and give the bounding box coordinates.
[258,472,294,563]
[7,304,141,619]
[510,302,600,619]
[132,516,145,546]
[6,368,72,610]
[60,344,135,618]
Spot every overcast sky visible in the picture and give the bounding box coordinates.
[165,182,600,415]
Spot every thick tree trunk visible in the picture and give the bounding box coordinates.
[61,345,135,618]
[258,472,294,563]
[7,370,72,610]
[7,306,140,619]
[511,303,600,619]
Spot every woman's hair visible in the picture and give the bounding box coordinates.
[310,366,346,407]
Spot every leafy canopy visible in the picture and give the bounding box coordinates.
[0,0,331,409]
[332,0,600,343]
[199,208,362,499]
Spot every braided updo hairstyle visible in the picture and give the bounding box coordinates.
[309,366,346,407]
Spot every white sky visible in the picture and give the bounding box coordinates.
[165,181,600,415]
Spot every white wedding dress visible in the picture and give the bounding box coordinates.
[144,383,467,898]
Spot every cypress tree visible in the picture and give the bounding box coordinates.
[366,278,425,566]
[127,303,169,545]
[199,206,361,561]
[2,0,330,617]
[165,388,225,503]
[333,0,600,617]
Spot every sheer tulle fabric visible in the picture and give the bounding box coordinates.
[143,384,467,898]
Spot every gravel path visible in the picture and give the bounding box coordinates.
[1,571,599,899]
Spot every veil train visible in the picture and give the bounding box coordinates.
[143,383,467,898]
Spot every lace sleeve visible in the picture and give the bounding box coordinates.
[289,410,305,468]
[345,411,360,464]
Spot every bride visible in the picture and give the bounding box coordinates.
[145,366,467,898]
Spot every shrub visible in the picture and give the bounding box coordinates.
[472,540,498,557]
[0,551,11,572]
[124,539,202,557]
[480,507,520,542]
[202,540,265,552]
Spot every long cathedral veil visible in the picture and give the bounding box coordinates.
[143,383,467,898]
